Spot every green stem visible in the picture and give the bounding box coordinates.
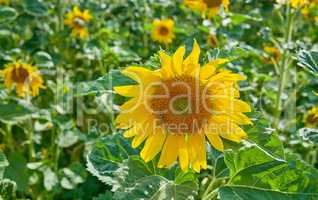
[202,177,215,199]
[202,188,219,200]
[273,5,294,129]
[27,118,35,161]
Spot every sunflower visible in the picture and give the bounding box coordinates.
[304,107,318,127]
[151,19,175,45]
[264,46,281,62]
[64,6,92,39]
[184,0,230,18]
[114,41,251,172]
[0,62,45,97]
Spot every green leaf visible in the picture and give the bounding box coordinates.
[34,51,54,68]
[219,186,318,200]
[297,50,318,75]
[4,153,30,192]
[0,179,16,200]
[0,7,18,24]
[0,102,35,122]
[76,70,136,97]
[230,13,261,25]
[113,156,198,200]
[93,191,113,200]
[23,0,48,16]
[86,134,138,185]
[42,167,58,191]
[0,151,9,179]
[299,128,318,144]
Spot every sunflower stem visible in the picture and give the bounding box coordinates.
[273,5,294,129]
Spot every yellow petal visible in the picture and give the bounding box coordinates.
[115,104,152,129]
[211,97,251,113]
[172,46,185,75]
[122,66,161,85]
[205,133,224,152]
[177,136,189,171]
[114,85,140,97]
[184,40,200,66]
[159,51,173,79]
[208,72,246,82]
[140,129,166,162]
[158,134,179,168]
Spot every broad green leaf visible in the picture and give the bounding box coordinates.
[86,134,138,185]
[0,7,18,24]
[42,167,58,191]
[0,179,16,200]
[299,128,318,144]
[230,13,262,25]
[297,50,318,75]
[0,151,9,179]
[34,51,54,68]
[219,186,318,200]
[0,102,35,122]
[93,191,113,200]
[76,70,136,97]
[23,0,48,16]
[4,153,30,192]
[113,156,198,200]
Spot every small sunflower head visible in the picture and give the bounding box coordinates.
[114,41,251,172]
[304,107,318,127]
[264,46,281,63]
[0,62,45,97]
[64,6,92,39]
[151,19,175,45]
[184,0,229,18]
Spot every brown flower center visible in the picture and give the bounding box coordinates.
[158,25,169,36]
[12,66,30,83]
[149,76,211,133]
[306,114,318,125]
[203,0,223,8]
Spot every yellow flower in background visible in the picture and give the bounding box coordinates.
[0,62,45,97]
[0,0,9,5]
[184,0,229,18]
[304,107,318,127]
[151,19,175,45]
[264,46,281,62]
[207,34,218,47]
[64,6,92,39]
[290,0,306,8]
[114,41,251,172]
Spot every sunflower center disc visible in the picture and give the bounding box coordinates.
[150,77,211,134]
[159,26,169,36]
[203,0,223,8]
[12,66,30,83]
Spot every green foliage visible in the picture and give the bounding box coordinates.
[219,186,318,200]
[297,50,318,75]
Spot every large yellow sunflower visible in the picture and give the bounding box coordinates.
[64,6,92,39]
[0,62,45,97]
[184,0,230,18]
[151,19,175,45]
[114,41,252,172]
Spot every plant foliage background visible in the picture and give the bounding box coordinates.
[0,0,318,199]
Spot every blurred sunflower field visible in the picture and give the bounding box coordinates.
[0,0,318,199]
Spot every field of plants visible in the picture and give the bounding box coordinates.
[0,0,318,199]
